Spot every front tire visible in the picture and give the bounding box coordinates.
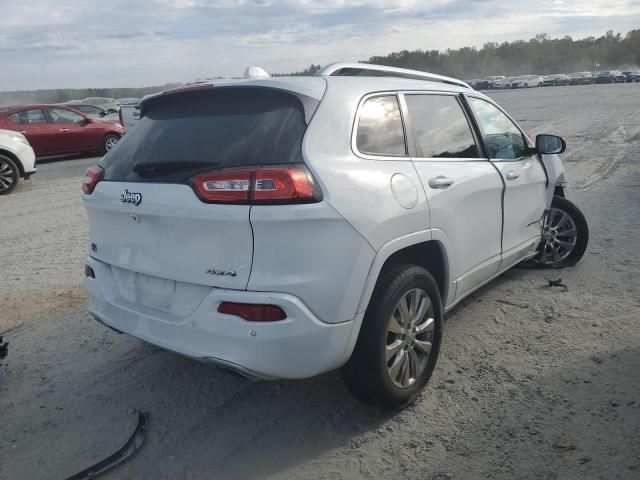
[342,265,443,410]
[0,155,19,195]
[102,134,120,154]
[532,195,589,268]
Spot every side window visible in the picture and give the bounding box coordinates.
[8,109,47,124]
[405,94,480,158]
[356,95,406,157]
[47,108,85,124]
[466,97,527,160]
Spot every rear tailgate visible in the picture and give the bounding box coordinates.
[83,83,324,313]
[84,181,252,290]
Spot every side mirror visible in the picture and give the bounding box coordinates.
[536,134,566,155]
[81,117,92,126]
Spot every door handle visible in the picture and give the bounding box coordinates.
[59,128,70,132]
[428,176,455,189]
[505,171,520,180]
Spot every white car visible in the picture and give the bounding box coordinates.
[82,63,588,408]
[510,75,544,88]
[0,128,36,195]
[491,77,512,89]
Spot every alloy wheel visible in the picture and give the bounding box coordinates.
[105,136,119,151]
[538,207,578,264]
[0,159,16,193]
[386,288,435,389]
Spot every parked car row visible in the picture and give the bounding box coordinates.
[466,69,640,90]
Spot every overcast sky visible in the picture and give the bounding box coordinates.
[2,0,639,90]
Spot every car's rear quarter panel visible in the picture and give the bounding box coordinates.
[302,78,433,252]
[248,202,375,324]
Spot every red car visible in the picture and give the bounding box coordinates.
[0,105,123,157]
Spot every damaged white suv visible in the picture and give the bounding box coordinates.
[82,63,588,409]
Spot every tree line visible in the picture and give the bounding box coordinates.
[2,29,638,107]
[281,29,640,78]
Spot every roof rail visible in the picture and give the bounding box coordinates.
[315,62,470,89]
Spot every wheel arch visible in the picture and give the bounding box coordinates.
[356,232,451,316]
[344,234,450,369]
[0,148,24,177]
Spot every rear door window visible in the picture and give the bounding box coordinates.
[8,109,47,124]
[356,95,407,157]
[101,87,315,183]
[404,94,480,158]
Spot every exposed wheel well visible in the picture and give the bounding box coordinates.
[0,149,24,177]
[378,241,448,302]
[554,186,565,197]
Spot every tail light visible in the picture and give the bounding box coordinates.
[82,165,104,194]
[193,165,321,204]
[218,302,287,321]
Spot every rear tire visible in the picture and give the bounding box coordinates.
[0,155,19,195]
[102,134,120,154]
[532,195,589,268]
[341,265,443,410]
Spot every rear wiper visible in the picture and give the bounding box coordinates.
[132,161,219,176]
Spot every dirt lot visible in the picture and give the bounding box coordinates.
[1,84,639,480]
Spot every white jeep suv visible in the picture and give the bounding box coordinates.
[0,129,36,195]
[82,63,588,408]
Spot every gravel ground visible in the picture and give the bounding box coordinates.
[1,84,639,480]
[0,156,98,330]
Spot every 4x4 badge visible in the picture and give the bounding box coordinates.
[121,189,142,206]
[206,268,237,277]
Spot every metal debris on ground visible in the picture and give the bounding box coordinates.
[0,336,8,361]
[546,278,569,291]
[66,411,149,480]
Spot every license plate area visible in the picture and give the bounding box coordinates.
[110,265,212,317]
[135,273,176,311]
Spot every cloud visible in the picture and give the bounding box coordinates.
[1,0,639,90]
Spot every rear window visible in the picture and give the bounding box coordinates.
[101,87,316,182]
[8,109,47,124]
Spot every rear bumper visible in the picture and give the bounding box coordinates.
[84,257,358,379]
